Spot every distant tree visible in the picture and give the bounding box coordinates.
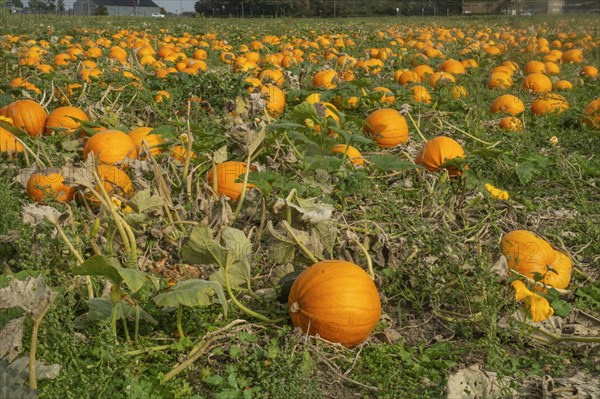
[12,0,24,8]
[28,0,47,10]
[56,0,65,12]
[95,4,108,14]
[159,6,166,14]
[194,0,219,15]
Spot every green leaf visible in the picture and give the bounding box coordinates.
[128,189,164,214]
[87,298,157,325]
[153,279,228,317]
[550,298,573,317]
[182,225,228,268]
[368,155,420,172]
[202,375,224,386]
[72,255,157,293]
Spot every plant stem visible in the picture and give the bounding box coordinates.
[405,112,427,142]
[230,152,252,226]
[223,263,281,324]
[176,305,185,343]
[281,220,319,263]
[124,344,175,356]
[350,237,375,279]
[111,302,118,338]
[53,221,94,299]
[29,300,52,390]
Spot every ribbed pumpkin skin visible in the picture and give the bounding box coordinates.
[331,144,364,166]
[128,127,165,156]
[364,108,409,148]
[415,136,465,176]
[500,230,572,289]
[83,129,137,165]
[490,94,525,115]
[27,170,75,202]
[288,260,382,348]
[0,100,47,136]
[206,161,255,201]
[0,126,24,152]
[45,106,89,134]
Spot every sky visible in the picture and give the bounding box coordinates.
[153,0,196,13]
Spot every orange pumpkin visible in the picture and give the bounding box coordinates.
[364,109,409,148]
[0,100,47,137]
[582,98,600,129]
[531,94,568,115]
[411,85,432,104]
[288,260,381,348]
[438,59,466,75]
[45,106,89,134]
[498,116,523,132]
[561,49,583,63]
[397,70,421,86]
[83,129,138,165]
[128,126,165,156]
[500,230,572,289]
[553,80,573,91]
[171,145,197,163]
[0,126,24,153]
[487,72,513,89]
[580,65,599,78]
[27,169,75,203]
[95,164,135,198]
[261,84,285,116]
[206,161,256,201]
[415,136,465,176]
[331,144,364,166]
[523,73,553,94]
[312,69,339,89]
[490,94,525,115]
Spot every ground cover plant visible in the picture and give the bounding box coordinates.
[0,13,599,399]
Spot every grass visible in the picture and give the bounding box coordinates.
[0,13,599,399]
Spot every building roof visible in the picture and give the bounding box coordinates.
[92,0,160,8]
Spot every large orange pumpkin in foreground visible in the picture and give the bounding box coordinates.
[415,136,465,176]
[27,169,75,202]
[45,106,89,134]
[288,260,381,348]
[500,230,572,289]
[83,129,137,165]
[364,108,409,148]
[206,161,256,201]
[0,99,47,136]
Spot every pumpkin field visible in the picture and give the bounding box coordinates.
[0,13,599,398]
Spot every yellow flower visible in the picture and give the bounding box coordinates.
[484,183,509,200]
[0,116,13,126]
[511,280,554,322]
[549,136,559,145]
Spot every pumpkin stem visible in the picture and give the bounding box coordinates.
[289,301,300,313]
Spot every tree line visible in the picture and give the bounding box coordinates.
[194,0,465,17]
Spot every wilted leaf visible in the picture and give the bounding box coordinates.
[0,317,25,361]
[21,204,64,226]
[447,364,506,399]
[247,128,266,157]
[72,255,159,293]
[312,221,338,257]
[128,189,164,214]
[153,279,228,317]
[0,277,56,319]
[7,355,60,381]
[212,145,228,164]
[181,225,228,268]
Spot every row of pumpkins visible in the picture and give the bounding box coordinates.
[0,97,469,204]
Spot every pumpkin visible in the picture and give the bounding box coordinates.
[524,60,546,74]
[438,59,465,75]
[582,98,600,129]
[450,85,468,99]
[412,64,434,80]
[83,129,138,165]
[261,84,285,116]
[288,260,381,348]
[500,230,572,289]
[553,79,573,91]
[523,73,552,94]
[561,49,583,63]
[580,66,598,78]
[45,106,89,134]
[487,72,513,89]
[95,164,135,198]
[0,126,24,153]
[428,71,456,88]
[312,69,339,89]
[397,70,421,86]
[490,94,525,115]
[207,161,256,201]
[27,169,75,203]
[415,136,465,176]
[364,108,409,148]
[171,145,196,163]
[128,126,165,156]
[331,144,364,166]
[531,94,568,115]
[373,87,395,105]
[259,69,285,86]
[498,116,523,132]
[411,85,432,104]
[0,100,47,137]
